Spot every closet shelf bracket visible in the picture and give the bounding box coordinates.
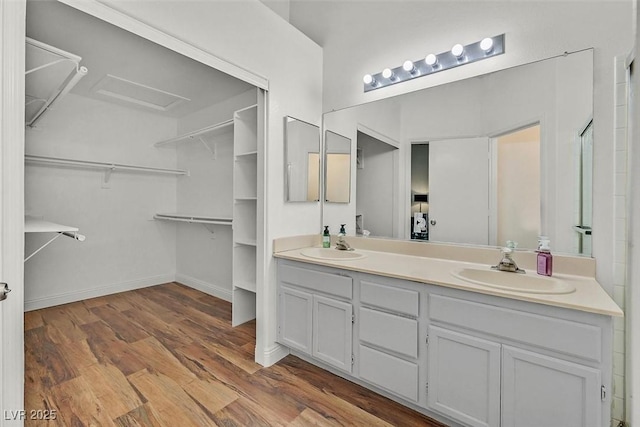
[24,216,86,262]
[198,137,217,159]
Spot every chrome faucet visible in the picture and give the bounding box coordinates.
[491,246,525,273]
[335,234,353,251]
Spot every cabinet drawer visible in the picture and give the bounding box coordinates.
[429,294,602,362]
[359,344,418,402]
[360,280,419,317]
[279,264,352,299]
[359,307,418,358]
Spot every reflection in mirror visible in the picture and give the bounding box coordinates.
[322,49,593,255]
[284,116,320,202]
[325,130,351,203]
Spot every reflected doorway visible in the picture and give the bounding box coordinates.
[355,130,398,237]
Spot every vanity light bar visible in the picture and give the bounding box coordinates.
[363,34,505,92]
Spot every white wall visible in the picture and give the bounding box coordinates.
[89,0,323,365]
[24,93,178,309]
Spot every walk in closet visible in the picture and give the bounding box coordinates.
[23,0,263,327]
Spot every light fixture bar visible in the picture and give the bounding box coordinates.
[363,34,505,92]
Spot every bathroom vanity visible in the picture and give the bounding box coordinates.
[274,237,622,427]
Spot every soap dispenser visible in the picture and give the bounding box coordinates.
[338,224,347,237]
[322,226,331,248]
[536,236,553,276]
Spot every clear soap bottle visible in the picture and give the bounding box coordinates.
[536,236,553,276]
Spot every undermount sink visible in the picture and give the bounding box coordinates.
[300,247,366,261]
[451,267,576,295]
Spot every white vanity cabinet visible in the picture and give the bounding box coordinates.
[277,263,354,373]
[427,292,609,427]
[275,259,614,427]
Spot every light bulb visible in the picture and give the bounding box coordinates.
[403,60,415,73]
[451,43,464,58]
[425,53,438,67]
[382,68,394,79]
[363,74,375,85]
[480,37,494,53]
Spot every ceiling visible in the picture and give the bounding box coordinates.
[26,0,254,119]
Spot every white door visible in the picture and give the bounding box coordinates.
[427,326,501,427]
[1,0,26,424]
[501,345,601,427]
[428,137,489,245]
[278,286,313,354]
[312,295,352,372]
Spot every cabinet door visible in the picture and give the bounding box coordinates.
[427,326,501,427]
[313,295,353,372]
[279,286,313,354]
[502,345,601,427]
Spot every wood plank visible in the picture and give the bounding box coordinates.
[48,376,117,427]
[211,396,286,427]
[64,301,101,325]
[130,337,198,386]
[91,304,150,343]
[39,307,87,344]
[79,363,144,419]
[288,408,342,427]
[127,370,217,427]
[81,321,147,376]
[114,403,166,427]
[24,310,44,330]
[24,327,78,386]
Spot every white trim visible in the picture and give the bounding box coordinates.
[58,0,269,90]
[0,0,26,421]
[357,124,400,148]
[175,273,232,302]
[24,274,174,311]
[256,342,290,367]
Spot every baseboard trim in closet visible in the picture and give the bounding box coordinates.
[24,273,175,311]
[175,273,232,302]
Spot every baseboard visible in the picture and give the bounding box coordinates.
[24,273,175,311]
[175,273,232,302]
[256,342,290,367]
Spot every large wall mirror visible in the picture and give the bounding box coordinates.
[322,49,594,255]
[285,116,320,202]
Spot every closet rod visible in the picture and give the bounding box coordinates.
[25,154,188,176]
[154,119,234,147]
[154,213,233,225]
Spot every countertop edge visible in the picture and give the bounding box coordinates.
[274,248,624,318]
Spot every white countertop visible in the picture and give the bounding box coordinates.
[274,245,623,317]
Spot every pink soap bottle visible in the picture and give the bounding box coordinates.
[536,237,553,276]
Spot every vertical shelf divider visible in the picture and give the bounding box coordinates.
[232,103,259,326]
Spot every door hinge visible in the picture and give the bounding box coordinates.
[351,354,355,366]
[426,381,429,394]
[351,313,355,323]
[601,385,607,401]
[426,334,429,345]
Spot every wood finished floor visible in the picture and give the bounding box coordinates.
[24,282,447,427]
